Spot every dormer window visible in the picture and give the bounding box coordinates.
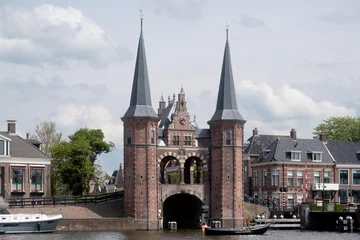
[0,136,11,156]
[290,151,301,161]
[357,151,360,160]
[312,151,322,162]
[263,149,271,158]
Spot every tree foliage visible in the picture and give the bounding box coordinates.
[313,116,360,142]
[33,121,62,156]
[50,128,114,196]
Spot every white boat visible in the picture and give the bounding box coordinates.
[0,213,63,234]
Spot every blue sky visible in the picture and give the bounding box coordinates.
[1,0,359,174]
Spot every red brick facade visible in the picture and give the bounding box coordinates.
[209,121,245,227]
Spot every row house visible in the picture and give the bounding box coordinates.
[0,120,51,200]
[250,128,360,210]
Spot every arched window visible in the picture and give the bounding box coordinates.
[127,129,132,144]
[151,130,155,144]
[225,131,231,145]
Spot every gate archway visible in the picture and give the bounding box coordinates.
[163,193,203,229]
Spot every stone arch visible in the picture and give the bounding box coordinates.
[183,152,206,184]
[159,155,180,184]
[162,188,203,204]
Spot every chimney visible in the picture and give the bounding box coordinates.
[158,95,166,115]
[26,133,30,139]
[253,127,259,136]
[319,133,327,142]
[7,120,16,134]
[290,128,297,140]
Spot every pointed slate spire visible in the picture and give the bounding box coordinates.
[123,10,157,119]
[210,25,245,122]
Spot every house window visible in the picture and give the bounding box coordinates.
[324,171,330,183]
[287,171,294,186]
[353,170,360,185]
[253,171,258,187]
[11,168,24,191]
[297,171,303,187]
[0,140,4,155]
[263,170,267,187]
[271,170,280,186]
[340,170,349,184]
[0,140,9,156]
[287,193,294,209]
[172,136,180,145]
[297,193,303,204]
[31,169,43,192]
[258,171,262,187]
[225,131,231,145]
[291,151,301,161]
[312,152,322,162]
[127,130,132,144]
[184,136,192,146]
[150,130,155,144]
[314,171,320,184]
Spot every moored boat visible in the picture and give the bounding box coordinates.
[0,213,63,234]
[204,223,270,236]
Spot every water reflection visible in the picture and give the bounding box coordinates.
[0,230,359,240]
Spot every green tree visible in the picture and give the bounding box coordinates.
[33,121,62,156]
[313,116,360,142]
[50,128,114,196]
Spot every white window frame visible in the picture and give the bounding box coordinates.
[0,138,10,156]
[291,151,301,161]
[263,170,267,187]
[352,169,360,185]
[271,169,280,186]
[312,151,323,162]
[297,193,303,204]
[339,169,349,185]
[314,171,321,184]
[297,171,303,187]
[287,170,294,186]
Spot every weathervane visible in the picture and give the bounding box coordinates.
[140,9,144,29]
[225,21,230,39]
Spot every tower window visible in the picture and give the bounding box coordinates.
[184,136,192,146]
[172,136,180,145]
[151,130,155,144]
[127,130,132,144]
[225,131,231,145]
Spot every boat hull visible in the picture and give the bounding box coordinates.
[0,214,63,234]
[204,224,270,236]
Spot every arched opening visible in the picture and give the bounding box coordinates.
[184,157,203,184]
[160,156,180,184]
[163,193,202,229]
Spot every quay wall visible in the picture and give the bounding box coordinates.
[57,218,135,231]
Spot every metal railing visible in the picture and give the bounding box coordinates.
[8,191,124,208]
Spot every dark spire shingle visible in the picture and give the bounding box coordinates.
[123,18,157,119]
[210,31,245,122]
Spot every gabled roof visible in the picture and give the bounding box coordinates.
[123,21,157,119]
[158,100,175,129]
[252,138,333,164]
[210,32,245,122]
[244,134,290,155]
[0,132,49,159]
[326,141,360,165]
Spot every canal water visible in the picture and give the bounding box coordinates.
[0,230,359,240]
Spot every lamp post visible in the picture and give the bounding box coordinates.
[322,167,325,212]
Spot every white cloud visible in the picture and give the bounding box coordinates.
[53,104,123,147]
[238,80,356,120]
[0,5,131,67]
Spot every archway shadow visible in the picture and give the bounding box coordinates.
[163,193,202,229]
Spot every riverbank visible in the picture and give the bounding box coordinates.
[8,200,268,231]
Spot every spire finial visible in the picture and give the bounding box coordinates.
[225,21,229,39]
[140,9,144,30]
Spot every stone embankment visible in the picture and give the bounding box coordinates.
[9,199,267,231]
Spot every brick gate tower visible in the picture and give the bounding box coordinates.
[208,27,246,228]
[121,14,159,230]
